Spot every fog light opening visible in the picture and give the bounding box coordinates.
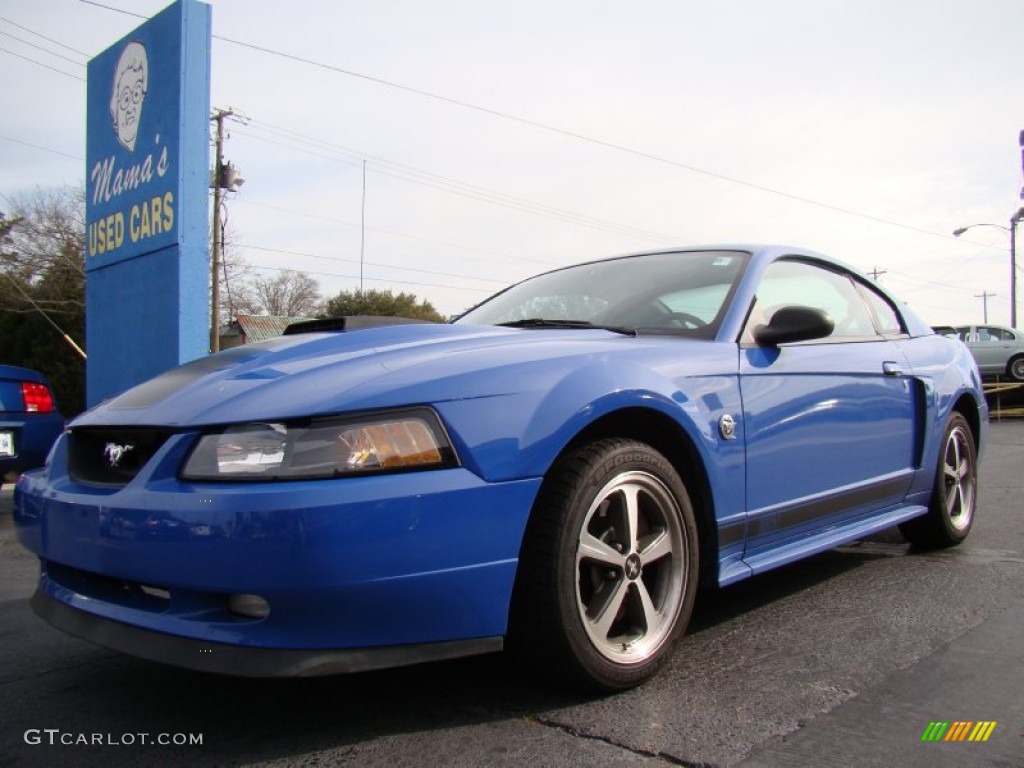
[138,584,171,602]
[228,593,270,619]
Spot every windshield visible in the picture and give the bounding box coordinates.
[455,250,750,338]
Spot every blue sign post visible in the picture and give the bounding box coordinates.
[85,0,211,406]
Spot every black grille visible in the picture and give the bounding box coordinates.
[68,427,174,486]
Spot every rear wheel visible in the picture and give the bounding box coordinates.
[899,412,977,548]
[510,439,699,691]
[1008,355,1024,382]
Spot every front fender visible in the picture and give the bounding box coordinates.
[898,336,988,499]
[432,352,746,526]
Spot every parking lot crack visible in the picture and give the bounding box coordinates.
[527,715,716,767]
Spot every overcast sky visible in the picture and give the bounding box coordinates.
[2,0,1022,324]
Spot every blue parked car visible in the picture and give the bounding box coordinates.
[1,365,64,484]
[14,246,986,690]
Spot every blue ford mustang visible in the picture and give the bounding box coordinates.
[14,246,985,690]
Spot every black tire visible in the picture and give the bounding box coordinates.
[1007,356,1024,382]
[509,438,699,691]
[899,412,977,548]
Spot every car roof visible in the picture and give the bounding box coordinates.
[459,244,933,340]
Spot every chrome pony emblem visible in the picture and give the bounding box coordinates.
[624,553,643,581]
[719,414,737,440]
[104,442,135,468]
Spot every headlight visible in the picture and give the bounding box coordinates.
[181,408,457,481]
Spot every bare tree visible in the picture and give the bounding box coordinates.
[217,222,256,320]
[245,270,323,317]
[0,185,85,318]
[212,223,322,321]
[0,185,86,414]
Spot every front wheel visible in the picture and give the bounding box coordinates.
[510,439,699,691]
[899,412,977,548]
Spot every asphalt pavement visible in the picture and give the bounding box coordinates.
[1,422,1022,767]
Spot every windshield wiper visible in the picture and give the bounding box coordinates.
[496,318,636,336]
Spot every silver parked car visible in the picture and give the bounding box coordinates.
[954,325,1024,381]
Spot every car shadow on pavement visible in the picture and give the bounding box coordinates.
[688,533,908,633]
[2,530,918,768]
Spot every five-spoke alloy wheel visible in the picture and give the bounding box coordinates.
[575,470,686,664]
[511,439,699,691]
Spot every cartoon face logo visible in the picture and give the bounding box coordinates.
[109,41,148,152]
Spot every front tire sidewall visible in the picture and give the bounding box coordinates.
[901,412,977,549]
[551,442,698,690]
[930,414,977,545]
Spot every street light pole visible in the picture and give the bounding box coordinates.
[1011,209,1021,328]
[952,209,1024,328]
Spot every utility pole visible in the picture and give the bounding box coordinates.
[210,108,233,353]
[975,291,996,324]
[866,267,887,282]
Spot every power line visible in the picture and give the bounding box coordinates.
[246,264,493,295]
[233,125,678,244]
[213,35,965,242]
[4,108,645,280]
[883,268,992,296]
[0,29,88,67]
[0,47,84,80]
[238,243,509,286]
[234,198,557,267]
[237,120,684,244]
[77,0,970,245]
[78,0,145,20]
[0,15,90,56]
[0,133,83,161]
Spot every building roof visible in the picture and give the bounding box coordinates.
[228,314,316,342]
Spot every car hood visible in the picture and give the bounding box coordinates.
[74,323,721,428]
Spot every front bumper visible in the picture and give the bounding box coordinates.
[31,590,503,676]
[15,433,540,670]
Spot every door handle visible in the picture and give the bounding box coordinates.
[882,361,903,376]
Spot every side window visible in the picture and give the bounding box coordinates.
[742,259,878,343]
[978,326,1011,342]
[854,280,905,335]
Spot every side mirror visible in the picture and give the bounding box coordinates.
[753,306,834,347]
